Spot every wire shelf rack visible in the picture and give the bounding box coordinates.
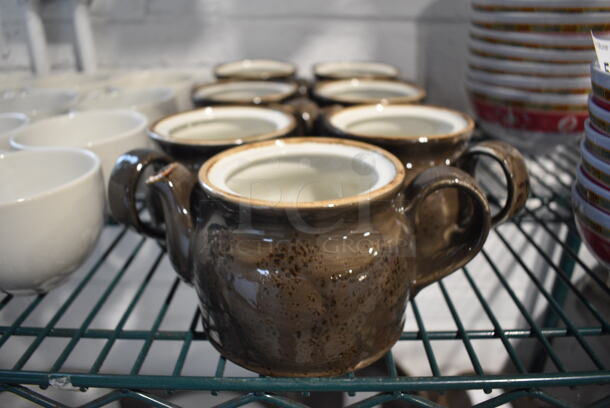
[1,138,609,408]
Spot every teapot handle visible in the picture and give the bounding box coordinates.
[457,140,529,226]
[405,166,492,295]
[108,149,173,239]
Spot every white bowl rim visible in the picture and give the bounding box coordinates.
[0,147,100,207]
[75,86,176,110]
[10,109,148,150]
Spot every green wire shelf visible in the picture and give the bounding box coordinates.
[1,139,609,408]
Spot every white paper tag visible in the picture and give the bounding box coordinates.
[592,32,610,72]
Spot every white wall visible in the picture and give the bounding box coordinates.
[0,0,471,110]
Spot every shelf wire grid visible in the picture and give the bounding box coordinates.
[0,140,609,408]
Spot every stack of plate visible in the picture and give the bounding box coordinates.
[466,0,610,154]
[572,63,610,268]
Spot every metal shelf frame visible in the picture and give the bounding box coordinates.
[1,140,609,408]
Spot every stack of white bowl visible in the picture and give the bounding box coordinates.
[572,62,610,269]
[466,0,610,154]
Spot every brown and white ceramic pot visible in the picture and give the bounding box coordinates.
[214,59,297,81]
[312,78,425,107]
[192,80,316,133]
[192,80,300,107]
[148,105,298,170]
[109,137,494,377]
[321,104,529,226]
[313,61,400,82]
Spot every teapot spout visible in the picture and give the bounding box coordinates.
[147,162,197,283]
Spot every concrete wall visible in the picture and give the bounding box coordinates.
[0,0,471,110]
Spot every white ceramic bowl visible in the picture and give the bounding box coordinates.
[469,39,596,62]
[74,87,177,123]
[468,69,591,92]
[192,80,298,106]
[468,55,590,77]
[312,79,425,106]
[214,59,297,81]
[584,119,610,164]
[581,139,610,190]
[588,95,610,136]
[469,26,595,48]
[111,70,196,112]
[0,89,78,121]
[313,61,400,81]
[0,113,28,151]
[0,148,104,295]
[10,110,150,188]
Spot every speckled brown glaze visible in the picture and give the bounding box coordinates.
[193,201,413,376]
[108,137,492,377]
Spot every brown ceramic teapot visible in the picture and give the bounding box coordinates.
[109,137,495,377]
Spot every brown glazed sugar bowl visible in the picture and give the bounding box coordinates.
[148,105,298,170]
[311,78,426,107]
[214,59,297,81]
[321,104,530,227]
[109,137,498,377]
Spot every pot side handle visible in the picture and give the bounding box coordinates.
[405,166,492,295]
[108,148,173,239]
[457,140,530,226]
